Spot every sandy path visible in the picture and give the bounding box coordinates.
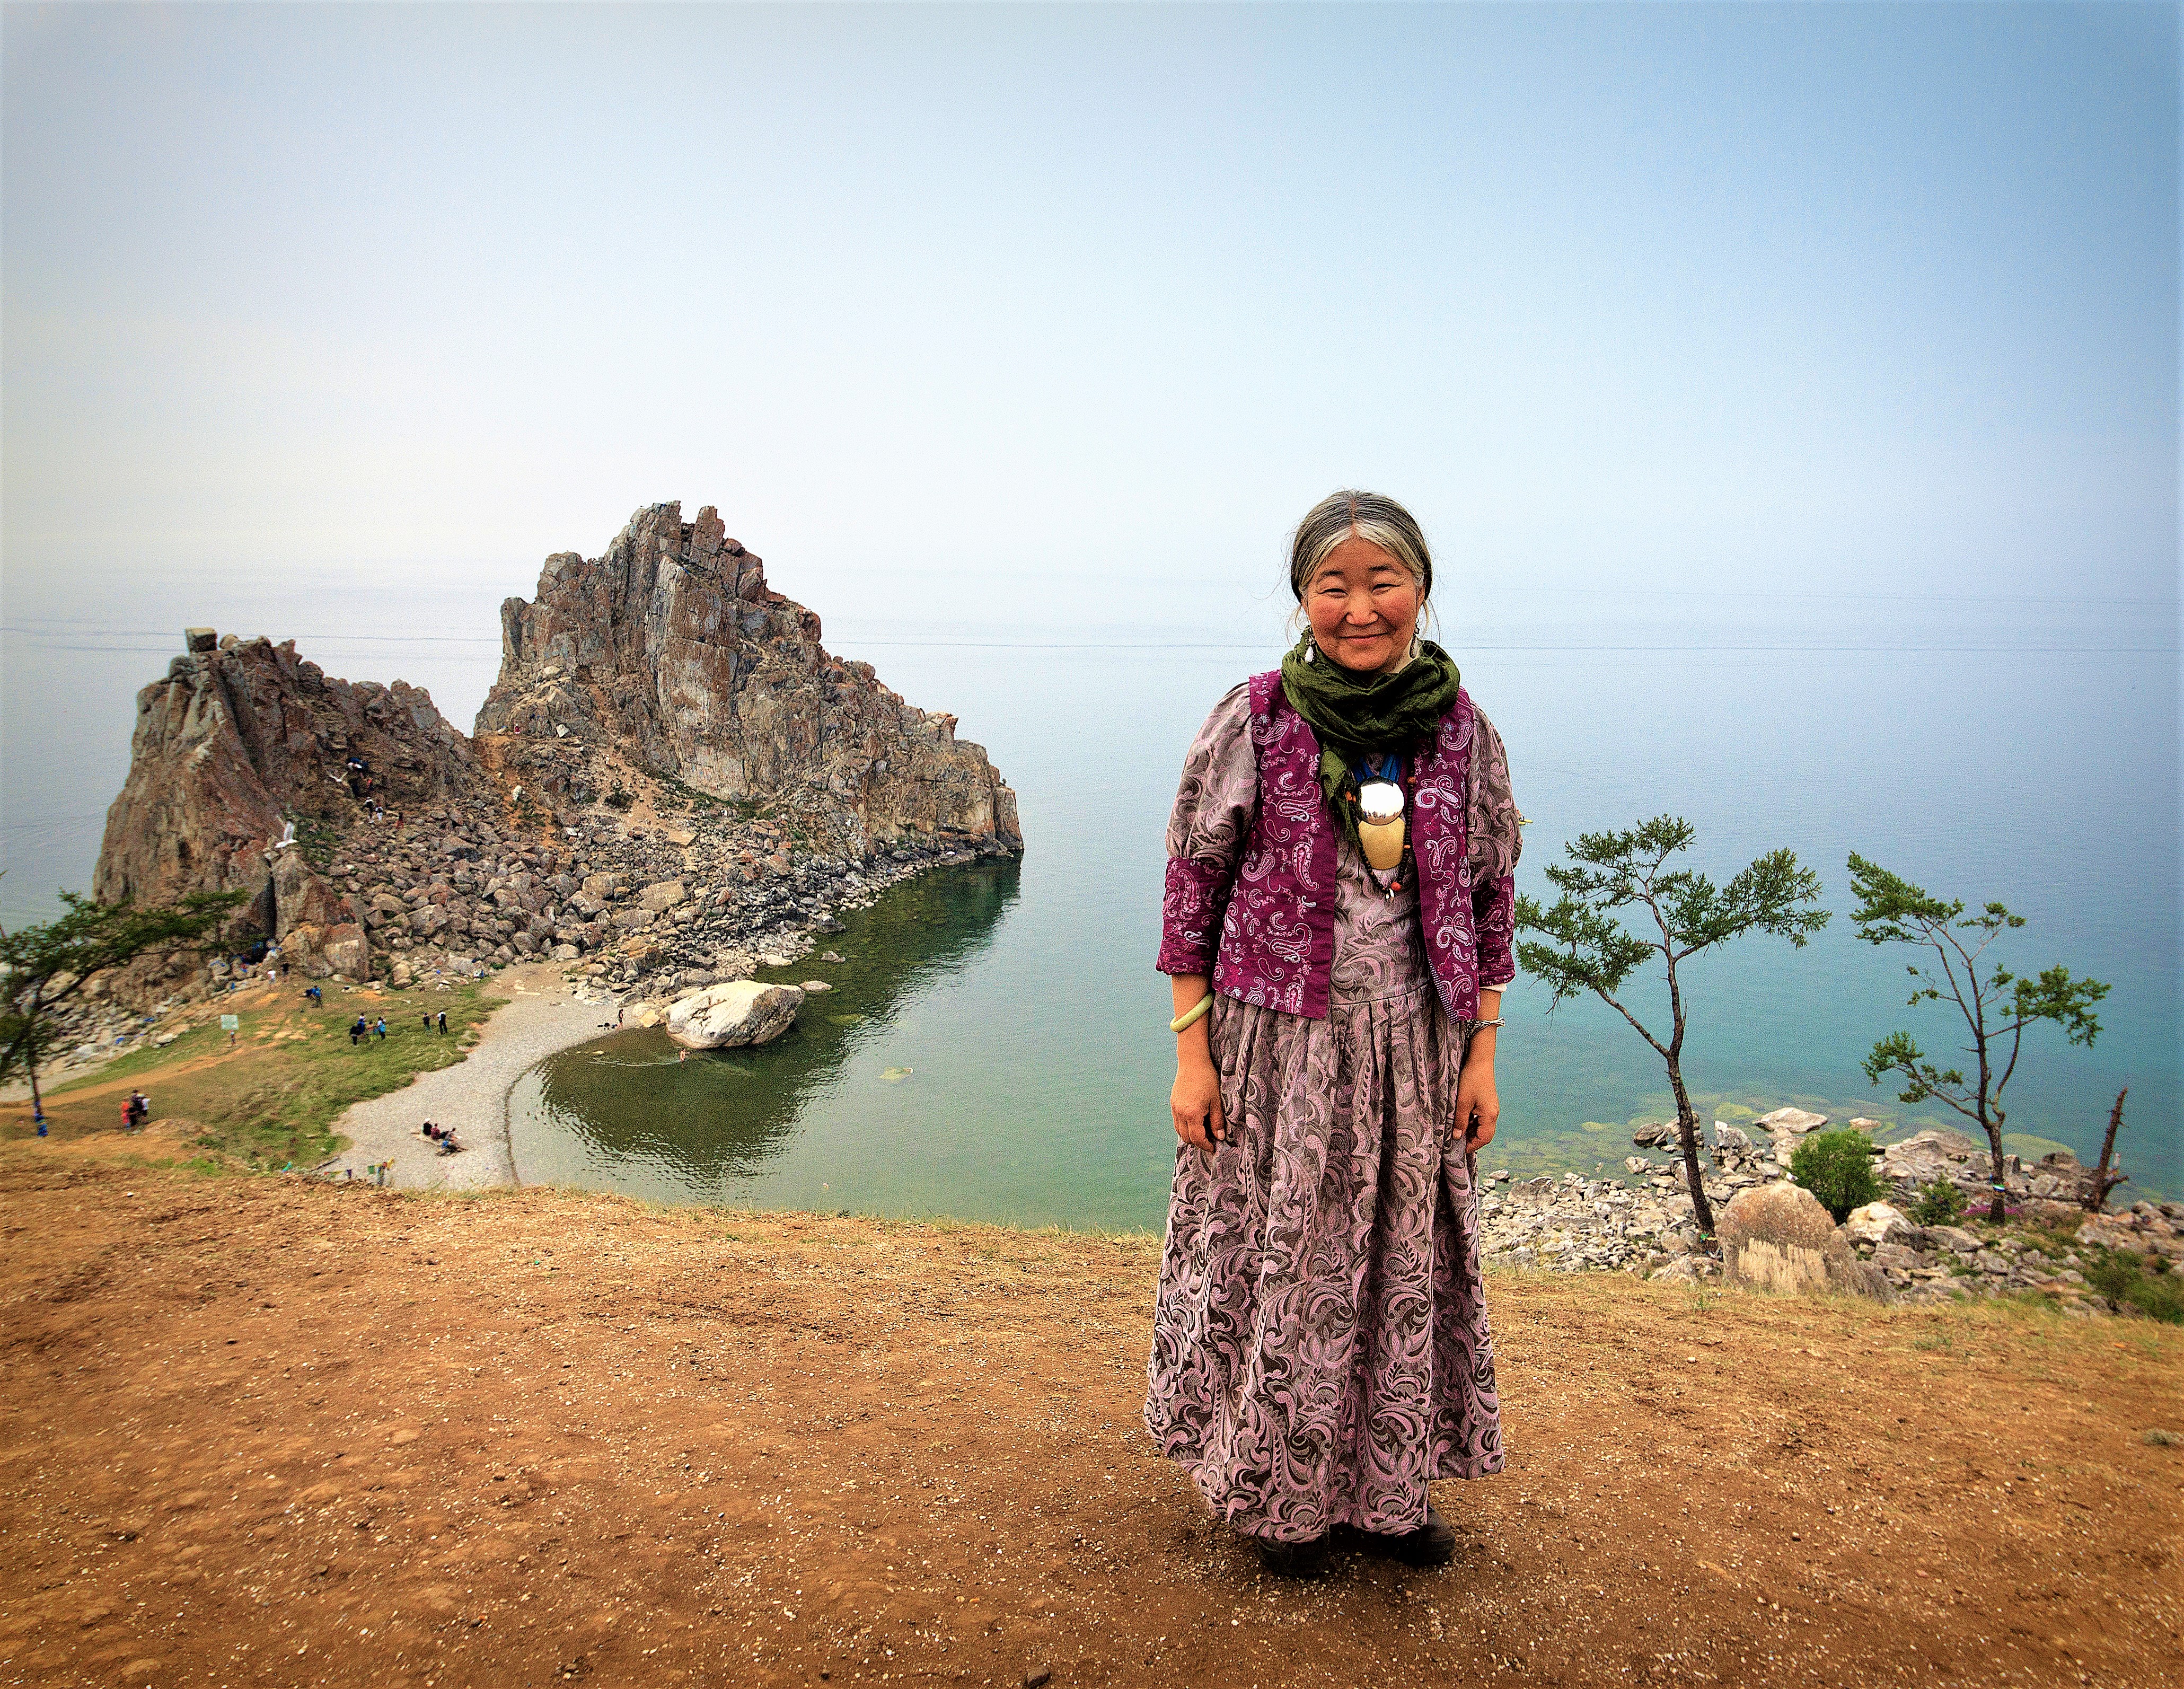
[323,963,615,1190]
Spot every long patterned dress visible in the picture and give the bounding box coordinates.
[1144,683,1518,1543]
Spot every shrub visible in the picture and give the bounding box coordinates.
[1790,1128,1886,1222]
[2083,1251,2184,1325]
[1909,1180,1969,1226]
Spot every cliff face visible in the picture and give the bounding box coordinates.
[475,502,1020,858]
[93,632,483,980]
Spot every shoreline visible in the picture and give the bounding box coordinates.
[321,962,611,1190]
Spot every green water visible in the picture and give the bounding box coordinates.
[513,857,1184,1230]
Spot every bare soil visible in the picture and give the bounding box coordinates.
[1,1148,2177,1689]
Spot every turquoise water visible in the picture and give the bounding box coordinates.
[509,596,2180,1226]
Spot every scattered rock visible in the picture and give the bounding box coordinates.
[1844,1201,1912,1247]
[798,980,833,993]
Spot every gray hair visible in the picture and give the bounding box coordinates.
[1287,489,1433,604]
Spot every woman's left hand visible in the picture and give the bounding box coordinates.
[1455,1053,1499,1151]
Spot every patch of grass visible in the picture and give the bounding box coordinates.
[2082,1248,2184,1325]
[15,985,503,1169]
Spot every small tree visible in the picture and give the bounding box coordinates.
[1907,1180,1968,1227]
[1847,854,2108,1226]
[1516,816,1830,1238]
[1789,1128,1885,1222]
[1,889,247,1122]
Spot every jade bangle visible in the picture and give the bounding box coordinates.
[1169,993,1214,1034]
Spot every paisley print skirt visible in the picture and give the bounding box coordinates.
[1143,983,1504,1542]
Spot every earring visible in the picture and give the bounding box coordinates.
[1410,631,1421,660]
[1304,642,1316,664]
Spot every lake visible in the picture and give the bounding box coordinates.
[5,582,2177,1221]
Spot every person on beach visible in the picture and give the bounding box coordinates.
[1147,489,1521,1578]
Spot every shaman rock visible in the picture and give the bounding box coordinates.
[475,502,1022,859]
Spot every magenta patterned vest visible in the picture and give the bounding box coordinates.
[1159,670,1504,1022]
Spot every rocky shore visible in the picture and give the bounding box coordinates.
[1479,1106,2181,1318]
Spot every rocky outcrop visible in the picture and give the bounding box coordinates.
[85,507,1024,1014]
[476,502,1021,859]
[93,632,483,981]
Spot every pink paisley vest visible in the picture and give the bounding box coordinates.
[1158,670,1509,1022]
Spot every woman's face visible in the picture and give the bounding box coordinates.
[1304,536,1421,673]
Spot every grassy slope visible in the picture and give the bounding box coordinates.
[2,981,505,1167]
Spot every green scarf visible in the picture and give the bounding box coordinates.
[1279,632,1461,852]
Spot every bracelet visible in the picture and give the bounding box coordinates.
[1470,1016,1505,1030]
[1169,994,1214,1034]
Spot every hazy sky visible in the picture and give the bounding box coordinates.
[3,1,2177,643]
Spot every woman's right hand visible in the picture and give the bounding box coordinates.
[1172,1056,1226,1152]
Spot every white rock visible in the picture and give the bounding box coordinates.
[667,981,805,1049]
[1712,1123,1754,1156]
[1845,1201,1910,1247]
[1754,1107,1829,1134]
[798,980,833,993]
[639,879,688,913]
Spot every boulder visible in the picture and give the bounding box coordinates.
[1712,1123,1754,1157]
[321,923,371,981]
[1880,1128,1984,1184]
[1632,1121,1678,1149]
[1844,1201,1912,1247]
[666,981,805,1049]
[1754,1106,1828,1158]
[1718,1183,1888,1300]
[639,879,687,913]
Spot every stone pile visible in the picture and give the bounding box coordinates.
[1480,1110,2181,1317]
[1841,1196,2182,1309]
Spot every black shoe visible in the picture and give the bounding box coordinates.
[1353,1506,1456,1568]
[1254,1534,1331,1578]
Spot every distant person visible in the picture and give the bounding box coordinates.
[422,1012,433,1032]
[306,984,322,1005]
[351,1016,367,1046]
[436,1010,447,1035]
[374,1017,387,1041]
[128,1091,149,1129]
[1146,490,1520,1577]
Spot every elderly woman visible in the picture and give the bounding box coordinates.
[1146,489,1520,1577]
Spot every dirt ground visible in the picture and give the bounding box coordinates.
[1,1146,2177,1689]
